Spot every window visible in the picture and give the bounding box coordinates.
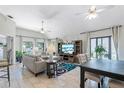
[22,41,33,55]
[35,42,44,52]
[0,36,6,59]
[90,36,116,60]
[90,39,96,58]
[0,43,3,59]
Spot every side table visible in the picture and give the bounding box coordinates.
[46,60,58,78]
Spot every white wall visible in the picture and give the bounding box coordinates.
[16,26,124,60]
[0,13,16,37]
[16,27,47,39]
[15,36,21,51]
[0,36,6,45]
[118,26,124,60]
[16,27,47,51]
[68,27,124,61]
[0,13,16,64]
[47,39,58,54]
[16,27,48,53]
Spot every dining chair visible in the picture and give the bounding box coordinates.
[76,54,102,88]
[109,79,124,88]
[0,49,12,87]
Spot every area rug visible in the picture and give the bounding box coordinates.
[57,63,77,76]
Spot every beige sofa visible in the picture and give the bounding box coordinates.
[22,55,47,76]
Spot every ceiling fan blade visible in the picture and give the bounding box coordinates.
[75,12,83,15]
[40,30,45,34]
[95,5,115,13]
[96,8,105,13]
[105,5,115,9]
[97,5,115,12]
[75,12,88,16]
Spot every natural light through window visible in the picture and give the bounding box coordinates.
[90,36,117,60]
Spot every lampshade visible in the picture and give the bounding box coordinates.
[33,47,39,55]
[47,43,56,54]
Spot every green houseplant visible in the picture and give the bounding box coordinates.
[16,51,26,63]
[95,45,106,59]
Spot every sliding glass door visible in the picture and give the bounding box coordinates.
[90,36,112,59]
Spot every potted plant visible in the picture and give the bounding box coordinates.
[95,45,106,59]
[16,51,26,63]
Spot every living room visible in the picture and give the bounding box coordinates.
[0,1,124,91]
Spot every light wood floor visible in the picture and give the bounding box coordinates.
[0,63,107,88]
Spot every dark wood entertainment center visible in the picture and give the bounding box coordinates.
[75,40,82,54]
[58,40,82,62]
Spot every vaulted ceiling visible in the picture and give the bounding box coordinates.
[0,5,124,39]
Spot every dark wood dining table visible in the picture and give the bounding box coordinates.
[80,59,124,88]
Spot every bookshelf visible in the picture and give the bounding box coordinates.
[74,40,82,55]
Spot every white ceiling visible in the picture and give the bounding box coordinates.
[0,5,124,39]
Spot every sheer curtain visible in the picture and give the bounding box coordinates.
[83,32,90,55]
[112,26,121,60]
[6,36,13,64]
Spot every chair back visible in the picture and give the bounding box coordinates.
[76,54,88,64]
[85,53,91,61]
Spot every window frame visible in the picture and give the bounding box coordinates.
[90,36,112,59]
[35,42,44,52]
[22,41,33,55]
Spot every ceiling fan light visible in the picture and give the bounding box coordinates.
[88,15,92,20]
[41,28,44,31]
[40,30,44,33]
[90,5,96,11]
[88,13,97,20]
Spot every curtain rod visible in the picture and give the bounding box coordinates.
[80,25,122,34]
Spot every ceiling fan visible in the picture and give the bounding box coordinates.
[40,21,51,33]
[75,5,114,20]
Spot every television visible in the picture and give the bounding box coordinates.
[62,44,74,54]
